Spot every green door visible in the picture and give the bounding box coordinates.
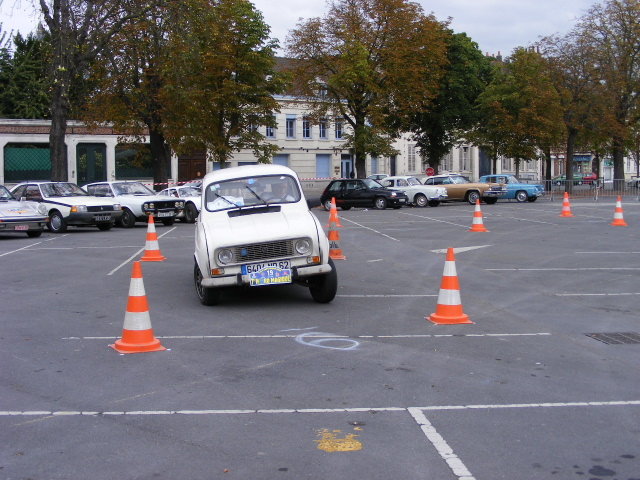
[77,143,106,184]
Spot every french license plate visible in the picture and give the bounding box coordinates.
[14,225,29,231]
[242,260,292,286]
[157,211,173,217]
[399,198,406,202]
[94,214,111,221]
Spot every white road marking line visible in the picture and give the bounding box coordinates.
[400,211,468,228]
[107,227,177,276]
[339,217,399,241]
[486,267,640,271]
[431,245,491,254]
[64,333,552,340]
[556,292,640,296]
[0,241,43,257]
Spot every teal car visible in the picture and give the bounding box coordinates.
[478,175,544,202]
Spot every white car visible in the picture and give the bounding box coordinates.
[0,184,49,237]
[83,181,184,227]
[10,181,122,233]
[380,175,447,207]
[158,185,201,223]
[194,164,337,305]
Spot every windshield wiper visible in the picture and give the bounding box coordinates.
[214,192,242,208]
[245,186,267,205]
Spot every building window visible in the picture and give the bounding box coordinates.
[335,120,343,139]
[303,118,311,139]
[461,146,469,171]
[501,155,511,171]
[408,145,416,172]
[319,118,328,139]
[316,154,331,178]
[443,152,453,171]
[266,116,276,138]
[286,116,296,139]
[371,156,378,174]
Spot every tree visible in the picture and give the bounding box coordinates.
[285,0,448,177]
[408,31,493,174]
[38,0,158,181]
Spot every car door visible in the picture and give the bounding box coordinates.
[342,180,368,207]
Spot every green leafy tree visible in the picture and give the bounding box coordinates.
[408,31,493,174]
[285,0,448,177]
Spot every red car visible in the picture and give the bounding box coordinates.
[581,172,597,184]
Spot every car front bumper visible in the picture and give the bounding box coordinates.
[0,219,48,232]
[65,211,123,225]
[200,263,333,288]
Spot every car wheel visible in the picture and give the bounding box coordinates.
[414,193,427,207]
[515,190,528,202]
[309,258,338,303]
[120,208,136,228]
[428,200,440,207]
[97,223,112,231]
[527,196,537,202]
[323,199,333,211]
[466,191,480,204]
[184,203,198,223]
[161,217,176,226]
[194,261,221,306]
[373,197,387,210]
[27,231,42,238]
[483,197,498,205]
[48,211,67,233]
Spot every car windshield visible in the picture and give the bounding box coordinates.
[450,176,471,184]
[0,185,14,200]
[113,182,155,195]
[41,182,88,197]
[205,174,301,212]
[178,187,201,197]
[406,177,422,186]
[362,178,384,189]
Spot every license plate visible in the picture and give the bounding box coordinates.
[242,260,292,286]
[94,214,111,221]
[14,225,29,231]
[157,211,173,218]
[399,198,406,202]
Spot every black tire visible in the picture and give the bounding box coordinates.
[414,193,427,207]
[483,197,498,205]
[428,200,440,207]
[47,211,67,233]
[466,191,481,204]
[527,196,537,202]
[515,190,528,202]
[373,196,387,210]
[341,206,352,210]
[120,208,136,228]
[27,231,42,238]
[97,223,113,231]
[323,199,333,211]
[309,258,338,303]
[194,261,221,306]
[184,203,198,223]
[161,217,176,226]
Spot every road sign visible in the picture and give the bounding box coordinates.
[426,167,435,176]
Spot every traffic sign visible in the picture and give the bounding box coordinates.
[426,167,435,176]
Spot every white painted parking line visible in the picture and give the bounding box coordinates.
[339,217,399,241]
[64,333,552,340]
[107,226,177,276]
[431,246,491,254]
[556,292,640,296]
[0,241,43,257]
[400,211,468,228]
[486,267,640,271]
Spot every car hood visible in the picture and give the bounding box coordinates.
[0,200,46,218]
[45,196,121,207]
[202,207,320,248]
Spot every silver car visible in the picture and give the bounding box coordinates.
[0,185,48,237]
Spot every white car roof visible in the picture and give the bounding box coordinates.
[202,164,299,187]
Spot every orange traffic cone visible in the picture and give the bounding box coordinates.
[611,196,628,226]
[326,197,343,227]
[110,261,166,354]
[559,192,574,217]
[327,220,346,260]
[428,248,473,325]
[140,215,166,261]
[468,199,488,232]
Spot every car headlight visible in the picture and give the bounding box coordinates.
[37,204,47,215]
[148,202,155,209]
[114,204,121,210]
[217,249,233,264]
[176,201,184,208]
[70,205,87,212]
[295,238,311,255]
[390,192,398,197]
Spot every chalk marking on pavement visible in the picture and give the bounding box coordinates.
[339,217,399,241]
[64,333,552,340]
[107,227,177,276]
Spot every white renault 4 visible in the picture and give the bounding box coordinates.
[194,164,337,305]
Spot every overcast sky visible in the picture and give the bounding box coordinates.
[1,0,597,57]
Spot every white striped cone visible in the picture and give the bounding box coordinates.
[468,199,488,232]
[611,196,628,226]
[140,215,166,261]
[427,248,473,324]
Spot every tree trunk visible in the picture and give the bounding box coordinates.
[611,136,626,190]
[149,130,170,191]
[49,91,69,181]
[565,127,578,194]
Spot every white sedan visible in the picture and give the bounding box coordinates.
[158,185,201,223]
[380,176,447,207]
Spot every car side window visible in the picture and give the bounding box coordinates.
[25,185,43,201]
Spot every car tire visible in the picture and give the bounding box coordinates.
[414,193,427,207]
[97,223,113,231]
[48,211,67,233]
[483,197,498,205]
[466,191,481,204]
[27,231,42,238]
[161,217,176,226]
[527,196,537,202]
[184,203,198,223]
[194,261,221,306]
[120,208,136,228]
[373,197,387,210]
[428,200,440,207]
[515,190,528,202]
[323,199,333,211]
[309,258,338,304]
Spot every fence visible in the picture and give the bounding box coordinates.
[541,179,640,201]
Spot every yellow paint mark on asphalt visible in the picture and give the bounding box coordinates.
[315,428,362,452]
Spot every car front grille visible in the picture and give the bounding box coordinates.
[232,240,294,263]
[88,205,115,212]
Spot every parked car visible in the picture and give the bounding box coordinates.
[320,178,409,210]
[552,173,587,185]
[83,181,184,227]
[158,185,201,223]
[581,172,598,184]
[0,184,48,237]
[478,174,544,202]
[10,181,122,233]
[423,174,506,204]
[194,164,337,305]
[367,174,389,182]
[628,176,640,188]
[380,175,447,207]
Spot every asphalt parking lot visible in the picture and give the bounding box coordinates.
[2,196,640,480]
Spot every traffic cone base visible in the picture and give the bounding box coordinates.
[559,192,574,217]
[428,248,473,325]
[328,224,346,260]
[110,262,166,354]
[611,196,628,226]
[140,215,166,261]
[469,199,488,232]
